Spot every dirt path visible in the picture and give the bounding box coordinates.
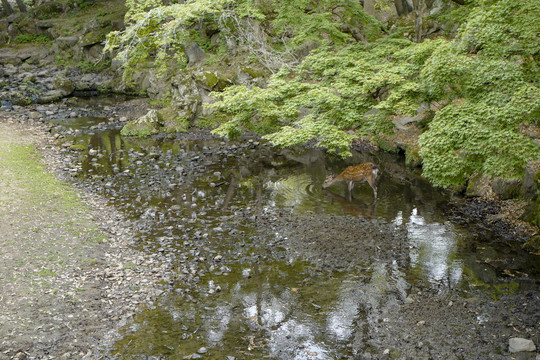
[0,120,165,359]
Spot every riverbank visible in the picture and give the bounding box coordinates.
[0,114,168,359]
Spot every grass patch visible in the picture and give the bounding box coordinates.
[0,144,85,213]
[38,268,57,277]
[15,34,52,45]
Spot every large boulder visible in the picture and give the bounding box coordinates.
[185,42,206,65]
[0,54,22,65]
[37,89,65,103]
[0,19,9,33]
[121,110,162,137]
[522,160,540,200]
[31,1,63,19]
[170,73,201,122]
[53,74,74,96]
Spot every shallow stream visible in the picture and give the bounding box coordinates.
[51,98,540,359]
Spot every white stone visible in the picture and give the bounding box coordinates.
[509,338,536,353]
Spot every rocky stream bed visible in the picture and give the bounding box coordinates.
[0,90,539,359]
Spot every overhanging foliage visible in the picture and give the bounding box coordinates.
[110,0,540,188]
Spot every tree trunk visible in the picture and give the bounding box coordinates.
[411,0,425,42]
[394,0,412,16]
[15,0,26,12]
[1,0,14,15]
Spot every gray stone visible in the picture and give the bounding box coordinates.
[492,177,521,200]
[35,20,54,33]
[85,43,104,61]
[53,75,74,96]
[509,338,536,353]
[0,54,22,65]
[522,160,540,200]
[56,36,79,49]
[0,19,9,33]
[185,42,206,65]
[466,173,494,198]
[37,90,65,103]
[111,20,124,31]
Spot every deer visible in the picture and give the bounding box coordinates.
[322,162,380,200]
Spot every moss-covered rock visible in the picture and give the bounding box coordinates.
[120,110,162,137]
[157,107,189,133]
[80,30,106,47]
[53,75,74,96]
[32,2,63,19]
[69,144,87,151]
[240,66,267,79]
[522,160,540,200]
[195,71,233,91]
[521,196,540,227]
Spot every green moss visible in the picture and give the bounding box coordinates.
[240,66,267,78]
[38,268,57,277]
[80,30,106,47]
[197,115,222,129]
[196,71,219,88]
[148,91,172,107]
[1,144,83,211]
[120,110,162,137]
[69,144,87,151]
[121,121,160,137]
[372,135,399,153]
[157,108,189,133]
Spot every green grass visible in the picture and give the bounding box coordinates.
[1,144,84,212]
[15,34,52,45]
[38,268,57,277]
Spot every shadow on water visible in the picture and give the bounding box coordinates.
[52,104,540,359]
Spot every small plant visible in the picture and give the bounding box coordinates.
[15,34,52,45]
[77,0,94,11]
[76,60,110,73]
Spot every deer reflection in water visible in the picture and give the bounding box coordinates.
[322,189,377,220]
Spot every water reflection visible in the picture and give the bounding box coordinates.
[403,208,464,288]
[51,107,539,359]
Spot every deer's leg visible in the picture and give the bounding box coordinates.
[368,179,378,199]
[347,181,355,200]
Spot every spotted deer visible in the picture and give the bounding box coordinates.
[322,162,380,199]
